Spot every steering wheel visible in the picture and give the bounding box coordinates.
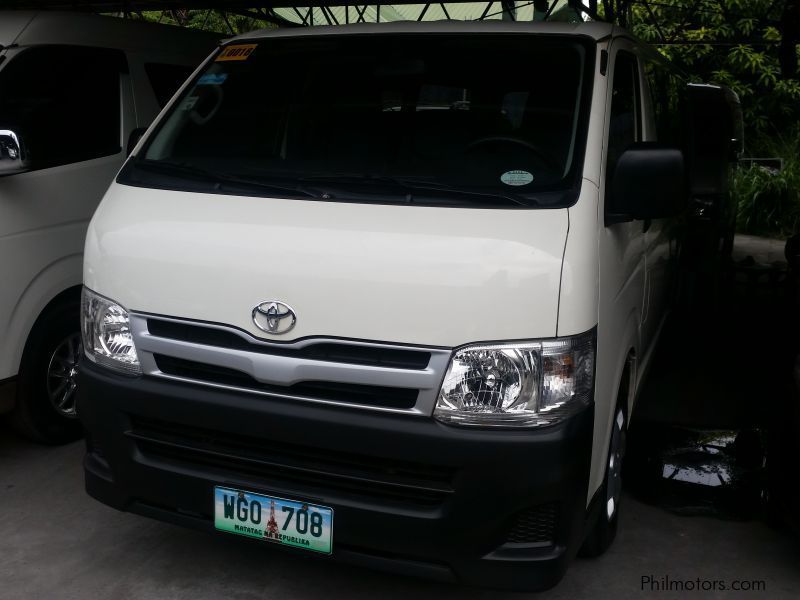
[466,135,560,172]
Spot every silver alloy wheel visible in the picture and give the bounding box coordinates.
[605,408,626,520]
[46,333,82,418]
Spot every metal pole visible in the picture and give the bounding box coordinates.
[534,0,548,21]
[501,0,517,21]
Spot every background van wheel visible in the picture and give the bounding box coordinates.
[10,298,84,444]
[580,403,627,558]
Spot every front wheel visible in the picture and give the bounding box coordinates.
[580,403,626,557]
[11,300,84,444]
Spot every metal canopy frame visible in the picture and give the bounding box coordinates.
[5,0,795,91]
[1,1,582,30]
[2,0,557,27]
[4,0,797,58]
[2,1,561,28]
[276,1,535,26]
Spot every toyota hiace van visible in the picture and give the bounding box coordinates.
[77,21,736,590]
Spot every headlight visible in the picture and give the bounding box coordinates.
[81,287,141,376]
[434,330,595,428]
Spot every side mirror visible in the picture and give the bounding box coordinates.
[0,129,31,176]
[606,144,686,225]
[686,83,743,195]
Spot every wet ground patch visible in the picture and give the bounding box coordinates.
[627,235,799,533]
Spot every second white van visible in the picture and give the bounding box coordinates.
[0,12,217,442]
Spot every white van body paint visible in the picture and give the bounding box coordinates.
[86,184,569,347]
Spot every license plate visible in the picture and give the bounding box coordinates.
[214,486,333,554]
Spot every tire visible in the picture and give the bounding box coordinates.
[10,298,84,444]
[580,401,627,558]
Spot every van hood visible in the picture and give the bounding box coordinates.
[85,184,568,348]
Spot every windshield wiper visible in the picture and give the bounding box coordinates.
[135,160,319,199]
[301,173,530,207]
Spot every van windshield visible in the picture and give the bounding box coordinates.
[125,34,593,208]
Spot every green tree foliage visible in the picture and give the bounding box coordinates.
[629,0,798,146]
[732,159,800,238]
[730,131,800,238]
[625,0,799,236]
[125,9,275,35]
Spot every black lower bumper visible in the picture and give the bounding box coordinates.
[78,361,595,591]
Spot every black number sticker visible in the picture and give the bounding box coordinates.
[281,506,294,531]
[310,511,323,537]
[296,509,308,534]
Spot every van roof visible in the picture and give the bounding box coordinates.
[1,11,220,52]
[231,20,620,43]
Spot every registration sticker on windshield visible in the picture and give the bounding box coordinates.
[216,44,257,62]
[500,170,534,186]
[197,73,229,85]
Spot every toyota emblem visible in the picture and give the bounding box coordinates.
[252,301,297,335]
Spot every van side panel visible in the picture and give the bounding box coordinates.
[558,37,643,503]
[635,51,679,380]
[558,185,600,340]
[555,40,608,342]
[590,39,648,500]
[0,157,123,380]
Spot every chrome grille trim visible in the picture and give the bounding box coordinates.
[131,314,452,416]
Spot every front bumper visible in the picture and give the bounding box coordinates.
[78,360,594,591]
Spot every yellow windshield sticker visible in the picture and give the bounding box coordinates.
[216,44,257,62]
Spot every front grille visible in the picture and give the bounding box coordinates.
[153,354,419,410]
[128,416,456,507]
[505,502,558,545]
[134,314,452,416]
[147,319,431,370]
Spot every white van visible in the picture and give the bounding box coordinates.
[0,12,217,442]
[77,22,735,590]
